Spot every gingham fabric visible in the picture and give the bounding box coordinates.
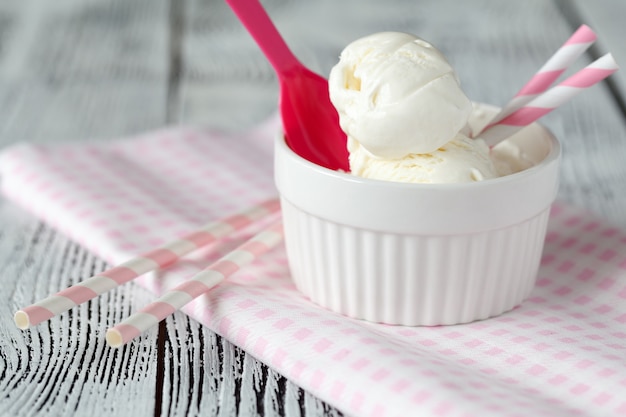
[1,118,626,417]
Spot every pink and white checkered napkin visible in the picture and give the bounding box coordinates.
[2,120,626,417]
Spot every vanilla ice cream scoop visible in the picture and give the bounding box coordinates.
[328,32,473,158]
[348,134,498,183]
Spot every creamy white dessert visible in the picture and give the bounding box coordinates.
[348,132,497,183]
[329,31,513,184]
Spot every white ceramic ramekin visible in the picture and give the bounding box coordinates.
[274,105,561,326]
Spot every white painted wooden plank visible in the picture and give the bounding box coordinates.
[0,0,170,416]
[0,0,169,146]
[0,205,161,417]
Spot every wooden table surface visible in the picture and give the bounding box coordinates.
[1,1,624,416]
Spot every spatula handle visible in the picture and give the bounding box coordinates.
[225,0,301,74]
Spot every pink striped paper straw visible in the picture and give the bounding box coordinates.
[479,53,618,147]
[105,220,284,347]
[14,198,280,329]
[486,24,597,126]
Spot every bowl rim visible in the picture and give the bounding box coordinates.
[275,128,560,190]
[274,104,562,235]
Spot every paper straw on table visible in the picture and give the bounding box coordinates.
[14,198,281,329]
[479,53,618,147]
[486,24,597,126]
[106,220,284,348]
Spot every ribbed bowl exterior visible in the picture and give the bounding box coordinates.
[281,198,551,326]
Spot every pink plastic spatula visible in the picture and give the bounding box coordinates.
[225,0,349,171]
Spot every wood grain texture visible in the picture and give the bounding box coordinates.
[0,207,161,416]
[0,1,168,415]
[0,0,625,416]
